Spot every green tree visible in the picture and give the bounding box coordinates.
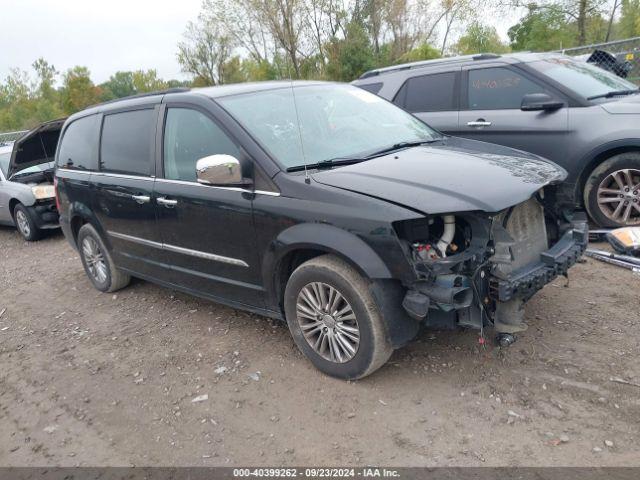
[100,71,136,100]
[454,22,510,55]
[508,5,577,51]
[619,0,640,37]
[396,43,441,64]
[32,58,64,122]
[60,66,102,114]
[325,21,376,81]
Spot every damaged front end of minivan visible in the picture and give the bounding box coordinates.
[395,186,588,340]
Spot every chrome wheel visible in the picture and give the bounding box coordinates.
[296,282,360,363]
[15,209,31,237]
[82,237,108,284]
[597,168,640,225]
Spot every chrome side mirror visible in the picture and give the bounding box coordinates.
[196,155,246,186]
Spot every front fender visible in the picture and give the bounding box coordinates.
[262,222,395,307]
[6,182,37,208]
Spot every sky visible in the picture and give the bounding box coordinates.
[0,0,520,86]
[0,0,202,84]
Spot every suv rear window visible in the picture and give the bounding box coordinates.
[468,67,545,110]
[57,115,100,170]
[100,109,155,176]
[394,72,457,112]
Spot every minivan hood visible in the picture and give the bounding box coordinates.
[8,118,65,178]
[312,137,567,214]
[599,93,640,114]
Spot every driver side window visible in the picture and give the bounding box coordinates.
[468,67,546,110]
[163,108,241,182]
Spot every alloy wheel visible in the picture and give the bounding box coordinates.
[296,282,360,363]
[597,168,640,225]
[15,210,31,237]
[82,237,108,284]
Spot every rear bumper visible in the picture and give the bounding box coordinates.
[489,219,588,302]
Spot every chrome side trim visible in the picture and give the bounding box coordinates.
[107,230,249,267]
[163,243,249,267]
[57,169,155,181]
[155,177,281,196]
[56,168,91,175]
[108,231,163,249]
[56,169,280,196]
[94,172,155,181]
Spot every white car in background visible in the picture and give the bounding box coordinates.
[0,119,65,240]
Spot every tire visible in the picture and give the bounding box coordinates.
[77,223,130,293]
[283,254,393,380]
[584,153,640,227]
[13,203,41,241]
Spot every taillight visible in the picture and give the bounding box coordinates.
[54,176,61,211]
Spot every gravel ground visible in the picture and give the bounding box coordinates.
[0,225,639,467]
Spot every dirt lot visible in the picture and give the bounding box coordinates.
[0,225,639,467]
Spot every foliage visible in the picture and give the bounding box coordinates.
[453,22,510,55]
[508,5,578,51]
[619,0,640,37]
[3,0,640,131]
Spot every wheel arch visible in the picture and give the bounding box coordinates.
[576,139,640,205]
[67,202,104,248]
[8,198,21,222]
[263,223,394,313]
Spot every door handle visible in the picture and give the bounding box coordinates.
[131,194,151,204]
[157,197,178,208]
[467,120,492,127]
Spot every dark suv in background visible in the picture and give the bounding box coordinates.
[353,53,640,227]
[54,82,586,379]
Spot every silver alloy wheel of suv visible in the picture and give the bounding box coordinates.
[597,168,640,225]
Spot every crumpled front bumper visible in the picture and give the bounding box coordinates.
[28,200,59,229]
[489,219,589,303]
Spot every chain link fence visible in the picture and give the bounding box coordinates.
[558,36,640,85]
[0,130,28,147]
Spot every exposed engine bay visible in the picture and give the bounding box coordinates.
[395,186,588,336]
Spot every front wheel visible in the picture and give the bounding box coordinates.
[13,204,41,241]
[584,153,640,227]
[283,254,393,380]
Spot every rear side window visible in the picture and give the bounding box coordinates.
[468,67,545,110]
[395,73,457,112]
[163,108,240,182]
[57,115,100,170]
[357,83,383,95]
[100,109,155,176]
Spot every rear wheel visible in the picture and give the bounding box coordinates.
[283,254,393,380]
[13,204,41,241]
[585,153,640,227]
[77,224,130,292]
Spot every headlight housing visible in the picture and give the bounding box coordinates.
[31,185,55,200]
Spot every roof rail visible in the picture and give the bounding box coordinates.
[472,53,501,60]
[358,53,502,79]
[97,87,191,107]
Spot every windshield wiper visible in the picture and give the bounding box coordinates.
[587,88,639,100]
[285,139,439,173]
[286,158,364,172]
[361,139,439,159]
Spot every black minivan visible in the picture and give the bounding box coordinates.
[55,82,587,379]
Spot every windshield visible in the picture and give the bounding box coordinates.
[530,57,638,100]
[0,152,10,178]
[217,84,440,169]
